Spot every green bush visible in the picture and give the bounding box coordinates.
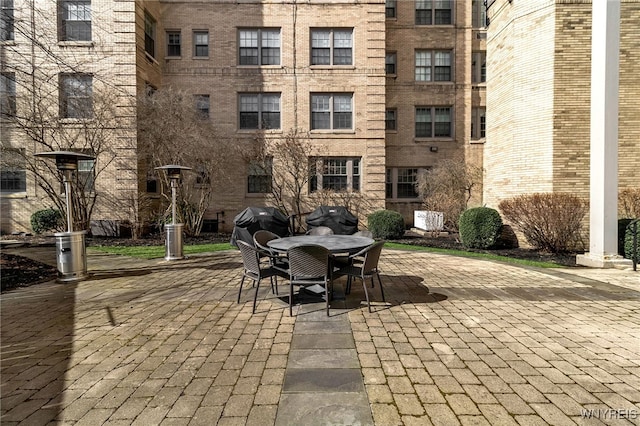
[458,207,503,249]
[31,208,63,234]
[618,218,634,255]
[367,210,405,239]
[624,219,640,261]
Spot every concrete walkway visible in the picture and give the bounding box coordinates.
[1,246,639,425]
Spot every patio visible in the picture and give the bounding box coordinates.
[1,247,639,425]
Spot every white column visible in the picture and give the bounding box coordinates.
[577,0,628,268]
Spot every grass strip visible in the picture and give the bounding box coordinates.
[89,243,234,259]
[383,242,564,269]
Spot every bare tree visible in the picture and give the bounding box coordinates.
[417,154,483,231]
[245,129,316,233]
[137,87,232,236]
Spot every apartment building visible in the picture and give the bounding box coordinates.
[484,0,640,210]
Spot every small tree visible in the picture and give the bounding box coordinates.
[416,154,483,232]
[137,88,232,236]
[619,187,640,219]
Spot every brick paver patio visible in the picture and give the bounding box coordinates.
[1,246,639,425]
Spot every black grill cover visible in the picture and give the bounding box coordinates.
[230,207,290,247]
[305,206,358,235]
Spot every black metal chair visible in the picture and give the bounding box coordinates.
[306,226,334,236]
[335,241,386,312]
[236,240,289,313]
[286,244,332,316]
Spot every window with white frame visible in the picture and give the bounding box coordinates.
[1,72,16,118]
[144,11,155,57]
[0,148,26,193]
[239,29,280,65]
[472,0,487,28]
[59,1,91,41]
[311,93,353,130]
[415,50,452,82]
[195,94,210,119]
[386,0,396,18]
[471,51,486,83]
[310,157,360,192]
[471,107,486,140]
[77,157,95,192]
[166,30,181,57]
[311,29,353,66]
[239,93,281,130]
[385,109,396,131]
[247,157,272,193]
[194,31,209,57]
[386,52,397,75]
[59,73,92,119]
[386,168,421,199]
[416,0,452,25]
[415,106,452,138]
[1,0,14,41]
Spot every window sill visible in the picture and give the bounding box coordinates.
[0,40,16,45]
[237,128,282,133]
[414,24,454,28]
[1,192,28,199]
[414,138,453,143]
[60,117,93,124]
[386,198,421,202]
[192,56,209,60]
[58,41,94,47]
[237,65,283,68]
[310,65,355,70]
[144,52,159,65]
[386,74,397,78]
[165,56,182,60]
[472,82,487,88]
[470,138,486,144]
[310,129,356,135]
[385,129,398,133]
[415,81,455,85]
[246,193,269,198]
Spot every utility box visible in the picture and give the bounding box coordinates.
[414,211,444,231]
[54,231,88,282]
[165,224,184,260]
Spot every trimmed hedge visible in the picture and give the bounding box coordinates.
[367,210,405,239]
[458,207,503,249]
[624,219,640,261]
[31,208,63,234]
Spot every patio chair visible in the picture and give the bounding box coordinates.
[335,241,385,312]
[253,230,289,271]
[287,244,332,316]
[306,226,334,236]
[236,240,289,313]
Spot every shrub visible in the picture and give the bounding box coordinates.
[458,207,503,249]
[624,219,640,261]
[367,210,405,239]
[618,218,634,255]
[31,208,63,234]
[499,193,587,252]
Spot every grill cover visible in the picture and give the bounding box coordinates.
[305,206,358,235]
[230,207,290,247]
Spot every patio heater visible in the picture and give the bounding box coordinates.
[34,151,95,282]
[155,165,191,260]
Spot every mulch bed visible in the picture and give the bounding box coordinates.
[1,231,579,293]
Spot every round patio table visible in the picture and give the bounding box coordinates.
[267,234,374,254]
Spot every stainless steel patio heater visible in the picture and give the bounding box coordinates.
[155,165,191,260]
[34,151,95,282]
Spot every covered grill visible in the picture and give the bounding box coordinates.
[305,206,358,235]
[230,207,290,247]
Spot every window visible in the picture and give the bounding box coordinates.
[385,109,396,131]
[239,29,280,65]
[247,157,272,193]
[415,106,452,138]
[311,93,353,130]
[166,31,181,57]
[415,50,452,82]
[386,52,397,75]
[194,31,209,57]
[311,29,353,66]
[1,148,26,193]
[472,0,487,28]
[472,51,486,83]
[1,0,14,41]
[1,72,16,118]
[416,0,452,25]
[310,157,360,192]
[195,94,210,119]
[386,168,423,199]
[77,158,95,192]
[59,74,92,119]
[471,107,486,140]
[386,0,396,18]
[239,93,281,130]
[59,1,91,41]
[144,11,156,57]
